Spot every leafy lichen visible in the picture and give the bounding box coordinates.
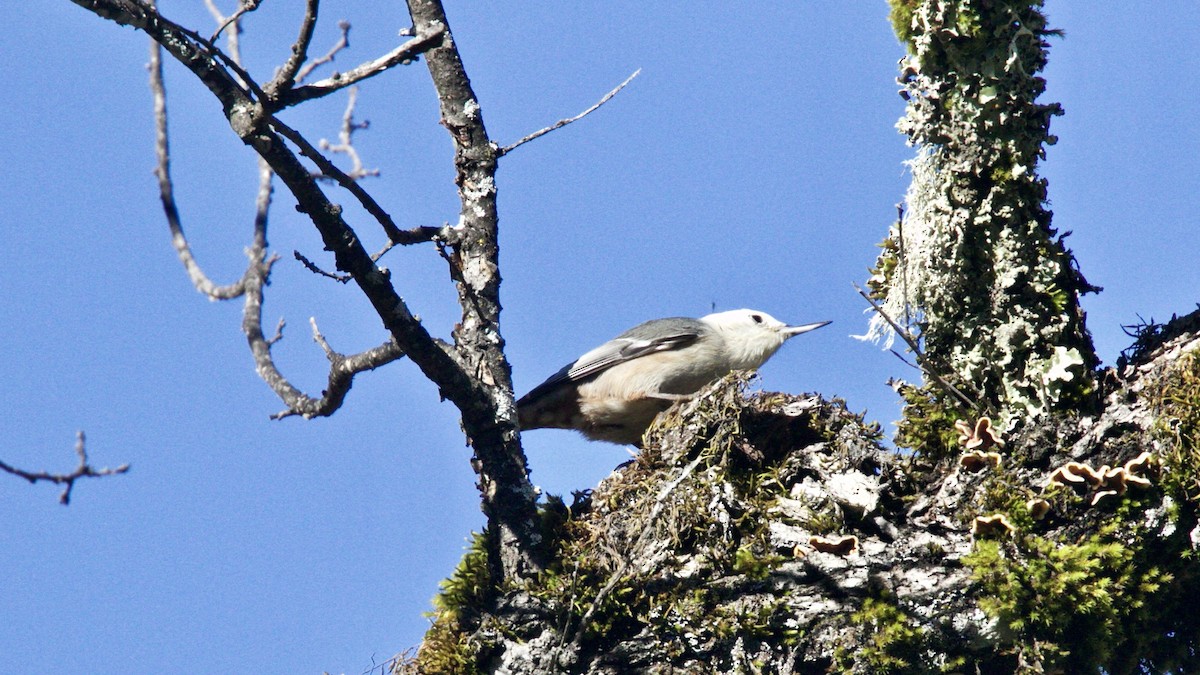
[867,0,1099,424]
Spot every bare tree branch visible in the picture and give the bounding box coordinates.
[269,319,406,419]
[235,159,403,420]
[267,116,409,244]
[294,20,351,86]
[278,25,444,107]
[498,68,641,157]
[207,0,260,44]
[269,113,440,247]
[153,14,403,420]
[316,87,379,181]
[150,39,248,300]
[185,4,266,100]
[264,0,320,99]
[0,432,130,505]
[136,0,470,404]
[407,0,544,581]
[78,0,542,582]
[294,249,351,283]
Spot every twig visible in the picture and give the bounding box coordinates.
[316,87,380,181]
[0,432,130,505]
[896,203,911,328]
[853,283,982,412]
[269,115,410,244]
[498,68,641,157]
[280,25,445,106]
[264,0,320,98]
[268,319,407,419]
[855,283,921,357]
[295,20,351,85]
[889,348,918,370]
[294,249,352,283]
[190,5,264,98]
[208,0,261,44]
[370,239,397,263]
[272,110,442,247]
[266,317,286,346]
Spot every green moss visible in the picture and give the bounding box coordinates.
[732,545,784,581]
[988,164,1014,184]
[430,530,492,624]
[834,597,960,674]
[404,614,482,675]
[964,527,1170,673]
[799,502,843,535]
[888,0,921,48]
[404,532,493,674]
[893,381,967,461]
[866,235,901,302]
[1154,351,1200,502]
[974,472,1038,531]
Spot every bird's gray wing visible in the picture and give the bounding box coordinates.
[518,317,705,405]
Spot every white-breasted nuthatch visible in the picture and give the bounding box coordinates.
[517,309,830,446]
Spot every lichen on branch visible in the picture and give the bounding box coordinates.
[866,0,1099,424]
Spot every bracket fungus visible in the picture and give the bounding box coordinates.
[1026,498,1051,520]
[955,417,1005,451]
[809,535,859,556]
[971,514,1016,538]
[960,451,1003,472]
[1045,454,1156,508]
[1046,461,1104,488]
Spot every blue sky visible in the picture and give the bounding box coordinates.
[1,2,1196,673]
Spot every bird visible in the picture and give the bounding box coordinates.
[517,309,830,446]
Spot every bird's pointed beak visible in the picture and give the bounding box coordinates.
[782,320,832,338]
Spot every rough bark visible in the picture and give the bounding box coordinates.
[405,0,544,581]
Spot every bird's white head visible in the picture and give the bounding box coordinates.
[700,309,829,371]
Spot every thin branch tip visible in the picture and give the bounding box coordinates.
[499,68,642,156]
[854,282,982,412]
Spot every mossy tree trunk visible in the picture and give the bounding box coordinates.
[867,0,1099,424]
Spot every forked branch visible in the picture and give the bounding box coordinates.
[278,25,445,107]
[149,9,410,421]
[0,432,130,505]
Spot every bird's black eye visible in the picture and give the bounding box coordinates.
[751,314,763,324]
